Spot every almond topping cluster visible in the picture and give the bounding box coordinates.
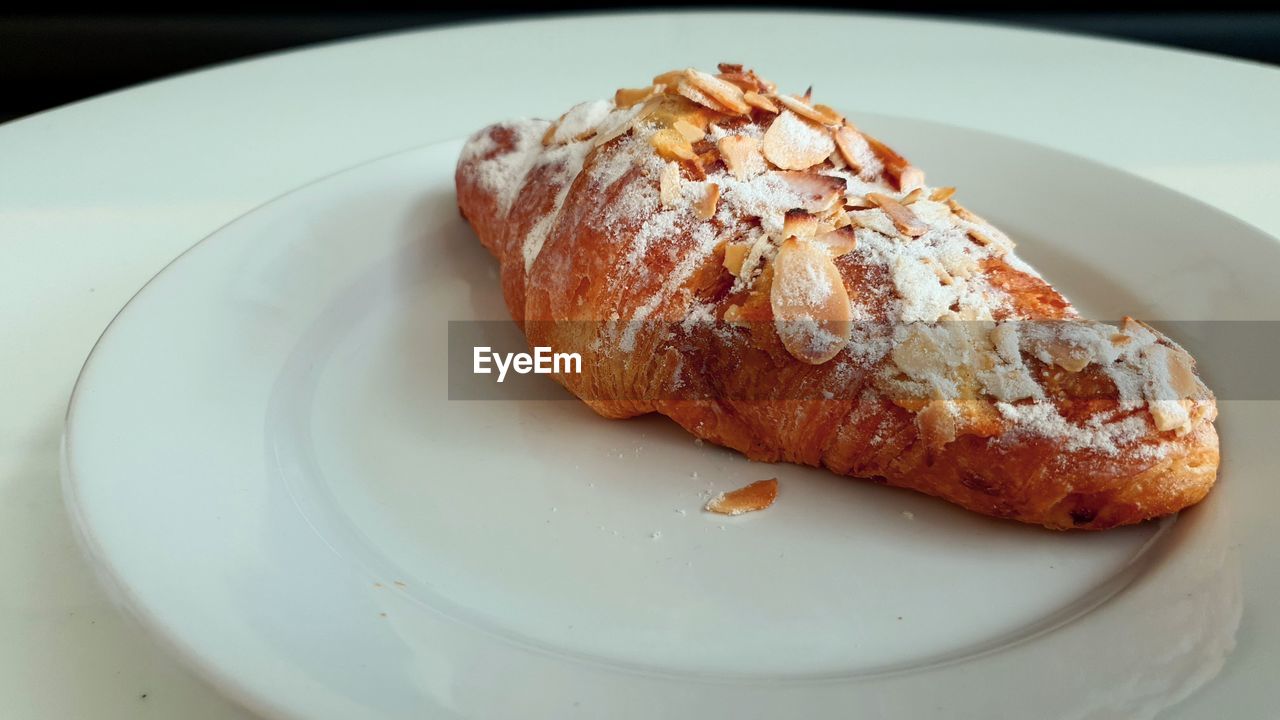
[601,66,1022,378]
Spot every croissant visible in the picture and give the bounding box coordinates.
[455,64,1219,530]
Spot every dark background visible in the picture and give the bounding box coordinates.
[2,3,1278,123]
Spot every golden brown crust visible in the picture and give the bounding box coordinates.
[454,67,1219,530]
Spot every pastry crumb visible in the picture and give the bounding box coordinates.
[705,478,778,515]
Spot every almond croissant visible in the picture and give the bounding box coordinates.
[455,64,1218,530]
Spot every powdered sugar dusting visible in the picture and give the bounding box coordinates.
[459,71,1213,457]
[461,119,548,216]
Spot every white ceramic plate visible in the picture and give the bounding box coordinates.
[64,115,1275,719]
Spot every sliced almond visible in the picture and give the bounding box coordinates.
[775,94,835,126]
[672,118,705,142]
[676,80,725,114]
[541,122,560,147]
[1166,346,1199,398]
[652,70,685,88]
[762,110,836,171]
[716,64,769,93]
[704,478,778,516]
[929,186,957,202]
[1150,400,1192,434]
[832,126,869,173]
[1045,341,1091,372]
[892,325,947,379]
[723,242,750,277]
[717,135,765,180]
[615,86,653,109]
[683,68,751,115]
[863,133,922,191]
[927,257,954,286]
[776,171,847,213]
[659,161,683,209]
[694,182,721,220]
[867,193,928,237]
[812,226,857,257]
[717,73,757,92]
[594,110,637,148]
[770,237,853,364]
[743,91,779,114]
[783,209,823,238]
[900,188,924,205]
[651,128,698,162]
[899,166,926,192]
[844,194,874,209]
[947,198,985,224]
[917,400,958,451]
[813,104,845,125]
[966,228,994,247]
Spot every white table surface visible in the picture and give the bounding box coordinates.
[2,11,1278,719]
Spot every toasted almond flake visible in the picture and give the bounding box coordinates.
[966,228,994,246]
[1045,341,1091,372]
[673,119,705,142]
[813,104,844,125]
[899,166,926,192]
[659,162,683,208]
[783,210,822,238]
[594,111,637,148]
[652,70,685,88]
[813,226,857,257]
[1149,399,1193,434]
[917,400,958,450]
[651,128,698,161]
[1111,333,1132,347]
[832,126,867,172]
[717,62,745,74]
[541,122,560,147]
[716,73,756,92]
[615,86,653,108]
[863,133,921,190]
[694,183,721,220]
[723,242,750,276]
[927,257,954,286]
[776,170,847,213]
[743,91,779,114]
[775,94,835,125]
[947,198,986,224]
[867,193,928,237]
[762,110,836,171]
[900,188,924,205]
[683,68,751,114]
[929,186,957,202]
[717,135,765,180]
[705,478,778,516]
[676,80,724,113]
[845,194,874,209]
[770,237,853,364]
[1167,347,1199,397]
[688,155,710,180]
